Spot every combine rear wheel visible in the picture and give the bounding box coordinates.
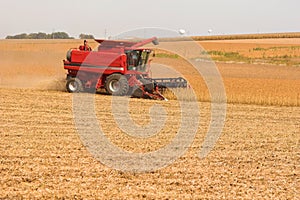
[66,77,83,93]
[105,74,129,96]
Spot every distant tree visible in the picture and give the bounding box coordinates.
[36,32,48,39]
[50,32,74,39]
[79,33,95,39]
[6,32,74,39]
[27,33,37,39]
[28,33,48,39]
[6,33,27,39]
[6,35,13,39]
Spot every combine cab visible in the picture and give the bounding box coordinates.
[63,37,187,100]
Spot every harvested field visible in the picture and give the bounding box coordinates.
[0,88,299,199]
[0,38,299,199]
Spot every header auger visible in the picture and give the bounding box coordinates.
[63,37,187,100]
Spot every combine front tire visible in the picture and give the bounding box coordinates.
[66,77,83,93]
[105,74,129,96]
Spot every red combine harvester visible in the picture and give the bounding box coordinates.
[63,37,187,100]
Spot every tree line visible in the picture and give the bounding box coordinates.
[5,32,95,39]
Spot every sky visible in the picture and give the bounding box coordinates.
[0,0,299,39]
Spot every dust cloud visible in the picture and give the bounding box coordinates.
[0,40,79,91]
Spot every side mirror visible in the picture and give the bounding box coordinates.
[152,38,159,45]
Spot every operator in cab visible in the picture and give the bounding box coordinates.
[79,40,92,51]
